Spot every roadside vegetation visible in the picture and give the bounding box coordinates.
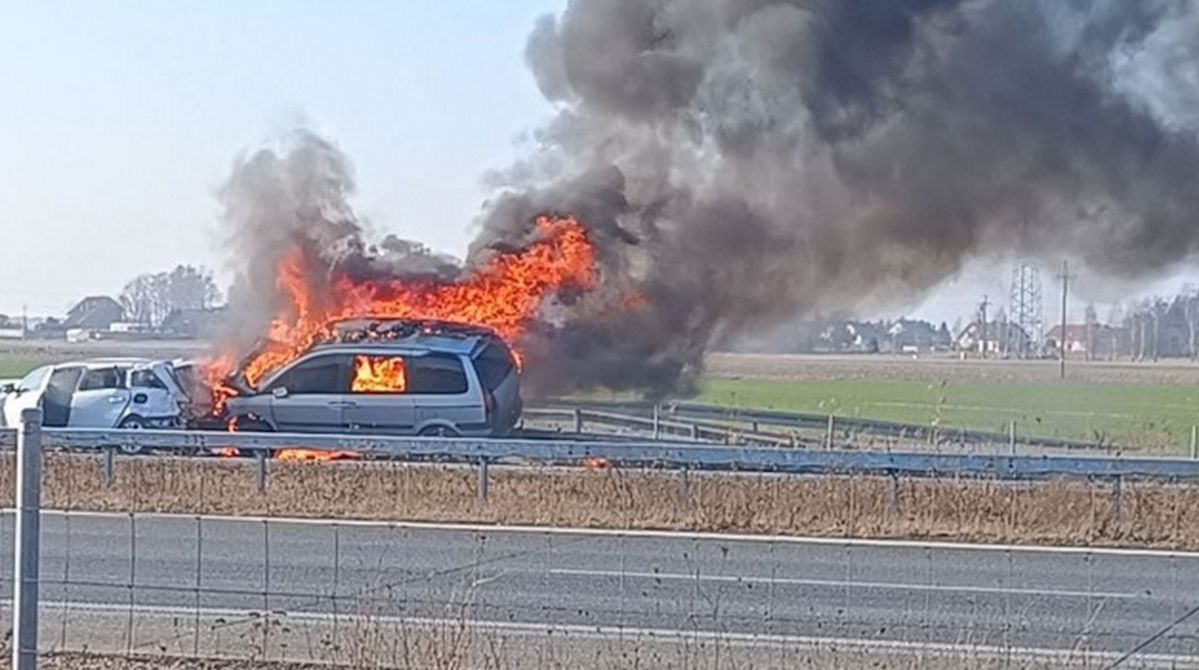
[695,377,1199,451]
[9,454,1198,551]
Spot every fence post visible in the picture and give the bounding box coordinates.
[477,458,489,505]
[255,449,268,494]
[13,407,43,670]
[1110,476,1123,520]
[1191,425,1197,460]
[676,467,689,508]
[1008,420,1016,456]
[572,408,583,434]
[652,405,661,441]
[825,415,835,450]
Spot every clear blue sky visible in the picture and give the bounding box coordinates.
[0,0,562,316]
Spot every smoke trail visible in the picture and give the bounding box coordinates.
[477,0,1199,394]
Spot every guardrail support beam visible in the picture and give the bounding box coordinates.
[102,446,115,487]
[477,459,489,505]
[13,408,43,670]
[255,450,268,494]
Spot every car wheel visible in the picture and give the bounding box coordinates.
[117,416,146,455]
[419,425,460,437]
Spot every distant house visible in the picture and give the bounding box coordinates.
[956,321,1031,356]
[818,320,885,353]
[63,296,124,331]
[161,307,227,339]
[885,319,952,354]
[1043,323,1124,359]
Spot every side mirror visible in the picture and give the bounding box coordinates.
[271,386,289,399]
[0,384,15,395]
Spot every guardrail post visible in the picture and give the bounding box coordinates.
[470,460,484,503]
[689,423,700,441]
[676,467,689,508]
[255,450,268,494]
[573,408,583,434]
[13,408,43,670]
[652,405,661,441]
[103,446,115,488]
[1008,420,1016,456]
[887,472,900,516]
[1191,425,1197,460]
[825,415,835,450]
[1110,476,1123,520]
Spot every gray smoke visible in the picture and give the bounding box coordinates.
[477,0,1199,395]
[217,130,464,358]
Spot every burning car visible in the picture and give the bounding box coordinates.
[220,320,522,436]
[0,358,187,452]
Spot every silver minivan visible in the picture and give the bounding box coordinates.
[224,326,522,436]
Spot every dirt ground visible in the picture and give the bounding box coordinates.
[5,454,1196,551]
[706,352,1199,385]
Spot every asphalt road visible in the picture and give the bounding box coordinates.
[2,512,1198,664]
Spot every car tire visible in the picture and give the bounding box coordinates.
[418,425,460,437]
[117,415,146,455]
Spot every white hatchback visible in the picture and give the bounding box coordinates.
[1,358,186,451]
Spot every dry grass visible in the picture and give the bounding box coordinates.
[3,453,1197,550]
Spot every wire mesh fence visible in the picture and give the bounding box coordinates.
[1,510,1198,669]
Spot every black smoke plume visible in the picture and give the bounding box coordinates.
[219,2,1199,397]
[481,0,1199,394]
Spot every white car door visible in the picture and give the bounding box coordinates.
[70,366,131,428]
[2,365,52,427]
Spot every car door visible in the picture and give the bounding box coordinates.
[265,353,352,432]
[407,353,482,432]
[2,365,51,427]
[42,366,86,428]
[70,366,132,428]
[343,352,416,433]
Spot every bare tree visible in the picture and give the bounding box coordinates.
[120,265,221,327]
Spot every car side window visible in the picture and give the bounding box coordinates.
[78,367,125,391]
[270,355,348,395]
[350,355,408,394]
[408,354,469,395]
[130,369,167,390]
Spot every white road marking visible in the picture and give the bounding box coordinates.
[7,598,1197,668]
[547,568,1136,599]
[11,508,1198,559]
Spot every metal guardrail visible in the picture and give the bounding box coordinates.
[540,400,1113,451]
[2,426,1199,481]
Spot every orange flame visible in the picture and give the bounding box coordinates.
[205,215,595,393]
[351,355,407,393]
[276,448,361,462]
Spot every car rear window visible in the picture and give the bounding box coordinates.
[473,342,515,392]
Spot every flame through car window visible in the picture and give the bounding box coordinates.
[351,355,407,393]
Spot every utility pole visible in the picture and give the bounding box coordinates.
[978,295,990,358]
[1055,260,1074,379]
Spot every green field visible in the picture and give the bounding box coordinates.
[0,356,37,379]
[696,377,1199,451]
